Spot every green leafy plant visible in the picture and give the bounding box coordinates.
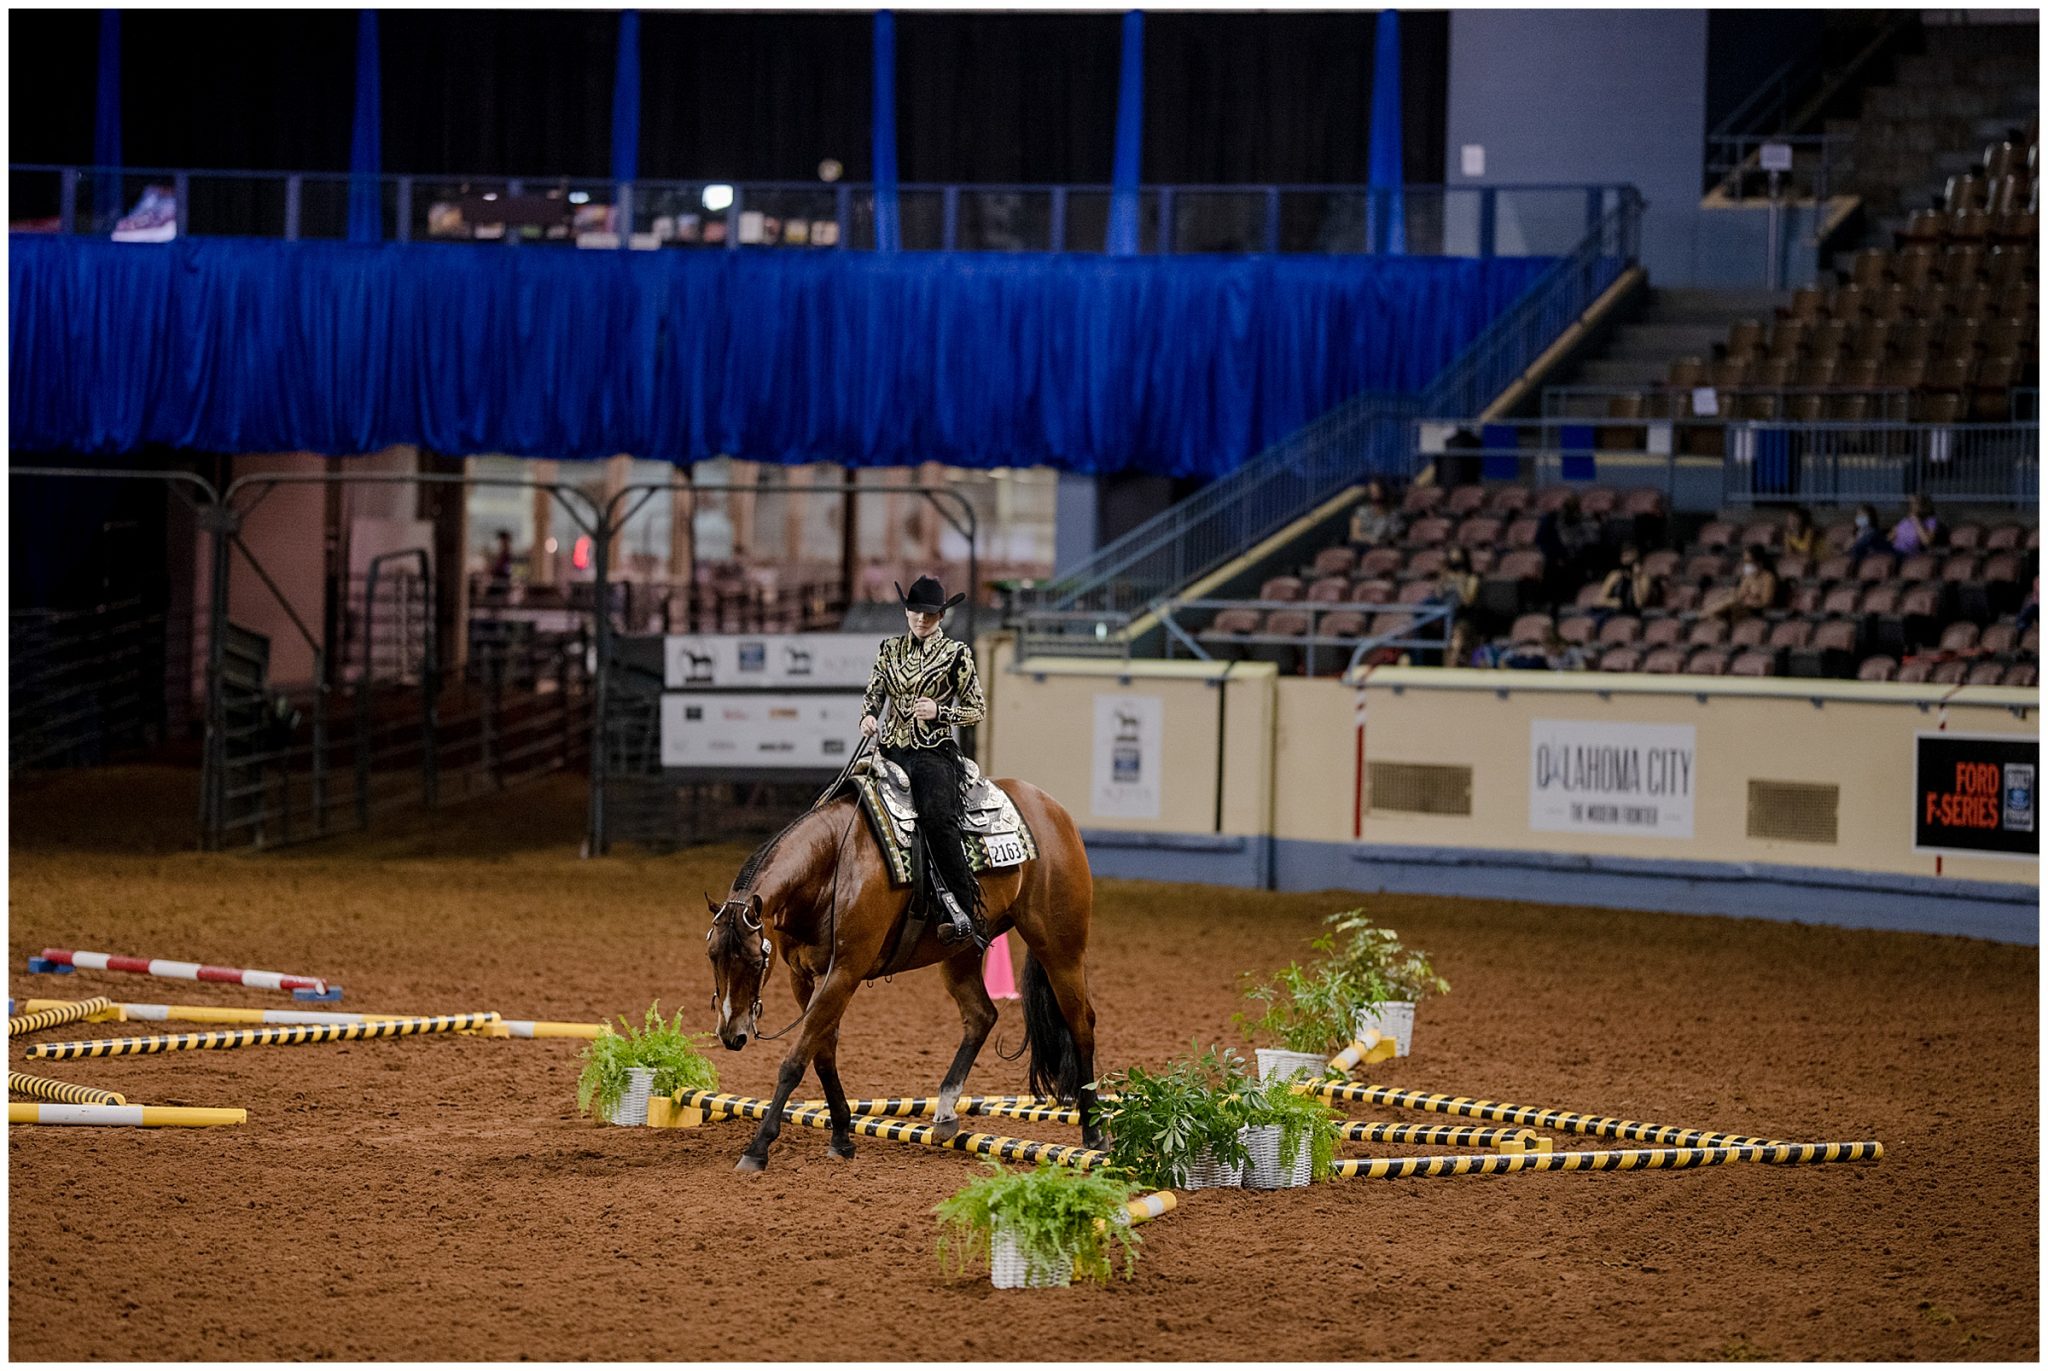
[1323,910,1451,1005]
[1235,957,1361,1057]
[934,1159,1141,1285]
[575,1001,719,1119]
[1093,1043,1254,1189]
[1237,1076,1341,1181]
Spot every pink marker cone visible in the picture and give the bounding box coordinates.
[982,930,1019,1000]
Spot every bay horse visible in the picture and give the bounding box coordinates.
[704,776,1098,1172]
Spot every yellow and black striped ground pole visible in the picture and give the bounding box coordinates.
[7,1071,127,1106]
[7,997,117,1037]
[830,1095,1063,1118]
[1343,1120,1548,1152]
[21,1012,503,1061]
[676,1090,1109,1170]
[1301,1081,1781,1149]
[1330,1140,1883,1178]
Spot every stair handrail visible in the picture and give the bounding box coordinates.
[1027,187,1643,620]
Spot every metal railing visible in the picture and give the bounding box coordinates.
[1016,188,1641,649]
[1159,597,1454,678]
[1541,384,1914,424]
[10,166,1633,259]
[1706,133,1855,204]
[1719,420,2040,507]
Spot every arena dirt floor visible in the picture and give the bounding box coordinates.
[7,767,2038,1361]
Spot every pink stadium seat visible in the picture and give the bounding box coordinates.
[1812,619,1859,653]
[1695,521,1737,550]
[1642,550,1682,579]
[1967,661,2007,686]
[1455,516,1503,547]
[1597,616,1643,647]
[1686,648,1730,676]
[1622,488,1665,517]
[1208,608,1261,635]
[1316,612,1367,640]
[1351,577,1396,605]
[1406,517,1452,547]
[1898,554,1940,582]
[1930,659,1969,685]
[1397,579,1440,605]
[1685,553,1730,582]
[1573,582,1607,610]
[1260,576,1303,602]
[1509,613,1553,644]
[1767,619,1814,650]
[1730,617,1770,648]
[1863,584,1908,616]
[1599,647,1642,673]
[1980,622,2019,655]
[1264,609,1311,638]
[1311,546,1358,578]
[1940,621,1981,652]
[1367,612,1413,636]
[1489,486,1533,516]
[1642,617,1685,647]
[1504,517,1540,548]
[1857,655,1898,682]
[1688,619,1730,648]
[1663,584,1703,613]
[2002,663,2038,687]
[1557,615,1597,645]
[1730,650,1778,677]
[1788,585,1827,615]
[1495,550,1546,582]
[1949,522,1986,550]
[1740,521,1779,549]
[1856,555,1894,582]
[1985,523,2023,551]
[1307,576,1350,603]
[1445,485,1488,517]
[1821,585,1860,616]
[1579,489,1618,516]
[1401,486,1445,516]
[1941,554,1983,583]
[1896,659,1935,684]
[1983,553,2022,584]
[1816,555,1854,582]
[1405,547,1447,579]
[1357,547,1404,579]
[2023,625,2039,654]
[1776,555,1814,582]
[1641,648,1687,674]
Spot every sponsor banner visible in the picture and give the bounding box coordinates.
[1529,720,1696,838]
[663,633,879,690]
[1091,694,1162,820]
[1914,732,2039,858]
[659,691,866,770]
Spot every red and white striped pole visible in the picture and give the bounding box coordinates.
[29,948,341,1001]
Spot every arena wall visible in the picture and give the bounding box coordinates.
[980,636,2039,944]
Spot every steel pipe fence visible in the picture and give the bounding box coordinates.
[1159,598,1456,679]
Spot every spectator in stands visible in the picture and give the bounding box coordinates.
[1592,542,1656,616]
[1444,615,1503,669]
[1706,544,1780,624]
[1536,494,1597,603]
[1434,545,1480,609]
[1348,480,1406,548]
[1435,427,1485,488]
[485,529,516,605]
[1542,626,1590,672]
[1845,503,1887,563]
[1781,506,1824,562]
[1889,494,1942,557]
[2017,575,2038,637]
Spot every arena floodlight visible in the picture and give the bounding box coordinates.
[702,183,735,213]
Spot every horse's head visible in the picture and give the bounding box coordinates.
[705,891,773,1050]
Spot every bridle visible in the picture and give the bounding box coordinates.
[706,897,772,1037]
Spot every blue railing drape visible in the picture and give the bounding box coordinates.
[10,236,1549,475]
[94,10,121,228]
[1368,9,1406,255]
[1107,10,1145,256]
[872,11,900,252]
[611,11,641,186]
[347,10,381,244]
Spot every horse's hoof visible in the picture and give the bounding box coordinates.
[931,1116,962,1143]
[827,1141,856,1160]
[1082,1131,1104,1151]
[734,1153,767,1174]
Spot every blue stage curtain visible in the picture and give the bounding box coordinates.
[1106,10,1144,256]
[1368,10,1406,254]
[10,236,1552,477]
[94,10,121,229]
[611,11,641,186]
[347,10,382,244]
[871,11,900,252]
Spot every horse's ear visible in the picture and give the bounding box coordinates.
[704,891,720,915]
[748,892,765,921]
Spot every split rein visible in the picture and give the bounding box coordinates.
[712,792,864,1045]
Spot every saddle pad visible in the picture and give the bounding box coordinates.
[848,769,1038,889]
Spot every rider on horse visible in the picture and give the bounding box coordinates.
[860,575,988,952]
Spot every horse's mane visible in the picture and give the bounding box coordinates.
[731,799,842,893]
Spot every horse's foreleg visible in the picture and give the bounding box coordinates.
[735,966,862,1174]
[929,952,1000,1143]
[812,1031,856,1160]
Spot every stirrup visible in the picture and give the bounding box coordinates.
[933,890,987,951]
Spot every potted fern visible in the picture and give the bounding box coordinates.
[1325,910,1451,1058]
[1235,1077,1340,1189]
[935,1160,1142,1290]
[1235,956,1360,1082]
[576,1002,719,1127]
[1093,1045,1253,1190]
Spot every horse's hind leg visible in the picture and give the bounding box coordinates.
[1039,957,1102,1150]
[929,952,999,1143]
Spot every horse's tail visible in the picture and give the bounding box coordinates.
[1021,953,1083,1102]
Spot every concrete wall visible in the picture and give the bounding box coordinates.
[980,641,2039,943]
[1445,9,1712,285]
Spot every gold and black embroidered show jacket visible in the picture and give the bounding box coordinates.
[861,629,985,749]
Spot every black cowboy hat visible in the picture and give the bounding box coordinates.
[895,575,965,613]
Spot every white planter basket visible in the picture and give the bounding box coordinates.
[1256,1047,1330,1083]
[990,1225,1074,1289]
[1355,1001,1416,1057]
[1239,1123,1315,1189]
[603,1066,657,1126]
[1180,1143,1244,1190]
